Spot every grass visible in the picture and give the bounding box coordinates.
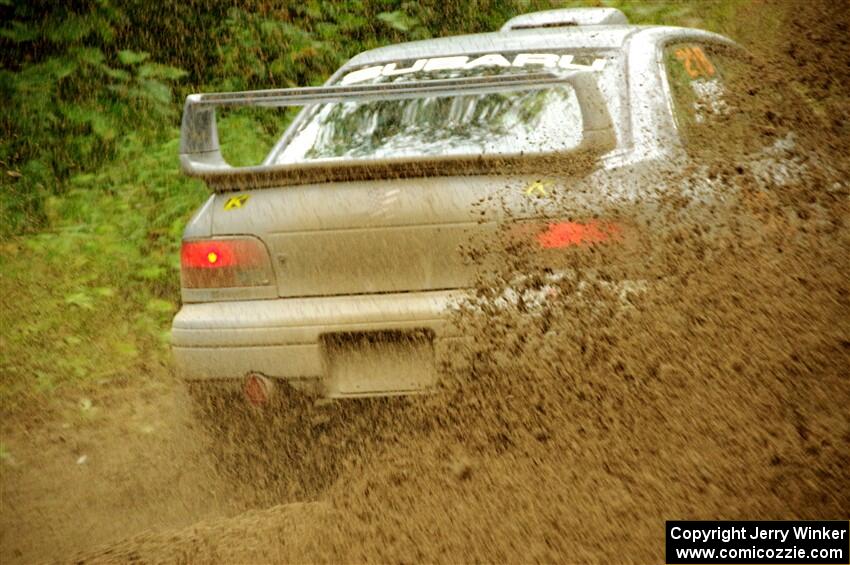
[0,109,289,412]
[0,132,205,409]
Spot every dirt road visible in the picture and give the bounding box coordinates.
[0,381,248,561]
[2,1,849,563]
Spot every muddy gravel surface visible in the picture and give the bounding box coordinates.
[2,1,849,563]
[0,382,245,562]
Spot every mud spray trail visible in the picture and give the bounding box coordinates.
[2,1,849,563]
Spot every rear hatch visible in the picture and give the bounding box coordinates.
[209,174,580,298]
[181,49,625,299]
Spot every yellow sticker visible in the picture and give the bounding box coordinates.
[223,194,250,210]
[524,180,553,197]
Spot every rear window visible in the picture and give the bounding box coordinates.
[664,43,794,155]
[272,51,616,164]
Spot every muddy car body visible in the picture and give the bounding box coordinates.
[172,8,746,400]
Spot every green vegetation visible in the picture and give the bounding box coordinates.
[0,0,749,409]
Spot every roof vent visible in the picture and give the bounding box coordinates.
[500,8,628,31]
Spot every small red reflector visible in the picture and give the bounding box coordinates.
[244,373,274,406]
[537,221,621,249]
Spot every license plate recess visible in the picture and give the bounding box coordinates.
[322,330,436,397]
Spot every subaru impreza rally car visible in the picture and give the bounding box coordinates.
[172,8,765,404]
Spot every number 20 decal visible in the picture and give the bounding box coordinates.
[675,46,716,79]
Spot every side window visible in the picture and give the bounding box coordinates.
[664,43,778,156]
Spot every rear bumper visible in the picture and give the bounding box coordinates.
[171,290,465,395]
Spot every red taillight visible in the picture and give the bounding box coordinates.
[180,238,273,288]
[537,221,621,249]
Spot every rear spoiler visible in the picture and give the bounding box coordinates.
[179,70,615,191]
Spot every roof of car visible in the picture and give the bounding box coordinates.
[342,25,645,68]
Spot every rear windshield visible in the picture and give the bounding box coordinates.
[272,51,615,164]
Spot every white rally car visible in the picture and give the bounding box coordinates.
[172,8,772,406]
